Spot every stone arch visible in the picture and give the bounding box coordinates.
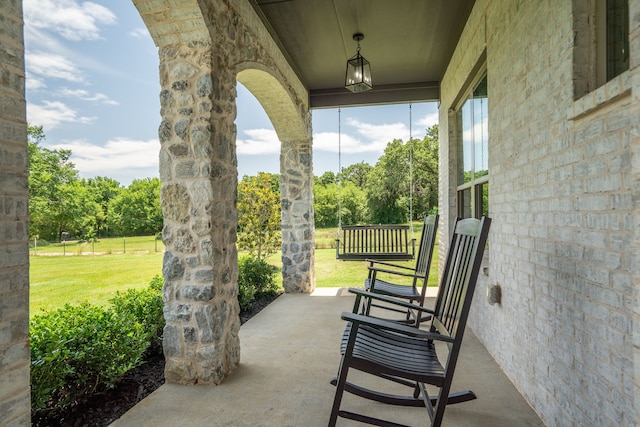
[236,65,315,294]
[129,0,315,385]
[236,65,308,142]
[133,0,210,48]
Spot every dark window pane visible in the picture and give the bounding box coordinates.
[458,188,472,219]
[606,0,629,80]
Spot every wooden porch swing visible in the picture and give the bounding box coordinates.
[335,105,417,261]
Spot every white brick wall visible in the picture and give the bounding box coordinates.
[440,0,639,425]
[0,1,30,425]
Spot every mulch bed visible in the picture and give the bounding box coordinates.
[32,292,282,427]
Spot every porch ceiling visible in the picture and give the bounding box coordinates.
[248,0,475,108]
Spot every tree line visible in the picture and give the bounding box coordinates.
[28,125,162,242]
[314,124,438,227]
[27,124,438,245]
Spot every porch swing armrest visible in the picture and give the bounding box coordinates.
[349,288,435,315]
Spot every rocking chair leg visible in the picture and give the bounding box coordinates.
[329,361,349,427]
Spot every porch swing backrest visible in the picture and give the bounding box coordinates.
[336,224,415,261]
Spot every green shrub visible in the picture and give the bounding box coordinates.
[30,304,148,412]
[238,279,256,312]
[30,276,165,415]
[238,255,278,310]
[109,274,165,354]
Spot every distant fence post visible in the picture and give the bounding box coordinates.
[123,236,126,254]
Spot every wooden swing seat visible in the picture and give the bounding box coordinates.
[336,224,415,261]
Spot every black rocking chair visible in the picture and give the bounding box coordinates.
[329,216,491,427]
[362,214,439,323]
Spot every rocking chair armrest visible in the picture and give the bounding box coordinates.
[340,311,454,343]
[365,259,415,272]
[348,288,435,314]
[367,265,423,279]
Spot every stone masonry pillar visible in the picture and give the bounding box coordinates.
[280,135,315,293]
[158,40,240,385]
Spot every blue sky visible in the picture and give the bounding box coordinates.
[24,0,438,186]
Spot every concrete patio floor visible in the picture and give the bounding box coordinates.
[111,288,544,427]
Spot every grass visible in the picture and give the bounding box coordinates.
[30,235,164,255]
[30,252,164,316]
[30,225,439,316]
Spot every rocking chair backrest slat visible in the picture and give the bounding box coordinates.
[415,215,438,277]
[432,217,490,340]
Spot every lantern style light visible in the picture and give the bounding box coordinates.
[345,33,372,93]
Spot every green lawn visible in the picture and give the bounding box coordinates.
[30,226,439,316]
[30,252,164,316]
[30,235,164,255]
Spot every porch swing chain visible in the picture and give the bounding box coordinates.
[409,103,414,239]
[337,107,342,235]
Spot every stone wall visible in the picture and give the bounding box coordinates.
[440,0,638,425]
[0,0,30,425]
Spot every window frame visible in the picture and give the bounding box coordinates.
[574,0,629,97]
[455,72,488,220]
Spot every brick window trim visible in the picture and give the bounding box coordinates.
[570,69,631,121]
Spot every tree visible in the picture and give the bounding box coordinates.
[237,172,281,261]
[84,177,123,237]
[314,178,367,228]
[339,162,372,188]
[410,125,439,217]
[315,171,336,186]
[365,139,408,223]
[28,125,91,240]
[108,178,162,236]
[363,125,439,224]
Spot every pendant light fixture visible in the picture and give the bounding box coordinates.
[345,33,372,93]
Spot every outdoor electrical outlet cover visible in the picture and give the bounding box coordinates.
[487,283,501,305]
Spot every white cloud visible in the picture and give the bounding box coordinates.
[313,131,369,154]
[130,28,150,39]
[27,101,95,129]
[416,112,439,128]
[26,51,84,83]
[57,88,119,105]
[348,118,409,145]
[25,73,47,91]
[236,128,280,155]
[314,117,415,154]
[51,138,159,175]
[23,0,116,41]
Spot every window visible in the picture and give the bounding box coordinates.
[457,74,488,219]
[596,0,629,85]
[574,0,629,97]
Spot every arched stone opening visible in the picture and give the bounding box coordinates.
[237,67,315,294]
[132,0,314,384]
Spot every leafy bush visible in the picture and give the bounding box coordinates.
[30,304,148,412]
[110,274,165,354]
[30,276,165,415]
[238,255,278,311]
[238,279,256,312]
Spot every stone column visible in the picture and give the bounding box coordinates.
[630,1,640,424]
[280,132,316,293]
[0,1,30,422]
[158,40,240,384]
